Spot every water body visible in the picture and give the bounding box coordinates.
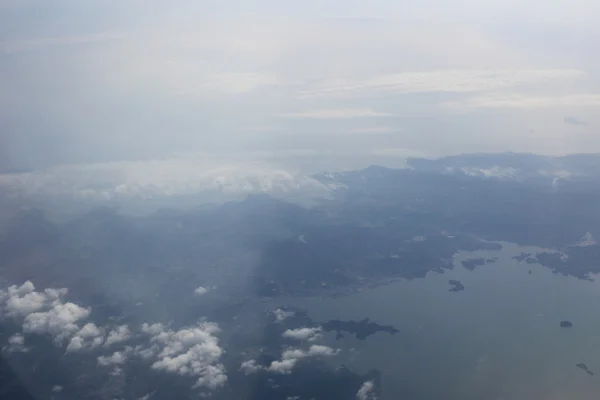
[274,243,600,400]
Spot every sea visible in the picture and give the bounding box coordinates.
[271,242,600,400]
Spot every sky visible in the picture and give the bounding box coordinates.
[1,0,600,172]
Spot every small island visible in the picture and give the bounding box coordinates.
[461,258,486,270]
[321,318,399,340]
[576,363,594,376]
[448,280,465,292]
[560,320,573,328]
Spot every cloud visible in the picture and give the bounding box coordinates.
[0,33,122,54]
[66,323,104,352]
[23,302,91,343]
[267,345,338,374]
[356,380,377,400]
[98,350,129,367]
[282,327,322,342]
[445,93,600,110]
[1,281,91,345]
[143,322,227,390]
[3,333,28,353]
[296,70,583,99]
[240,359,262,375]
[267,359,298,374]
[2,281,67,317]
[194,286,209,296]
[282,109,393,119]
[346,126,400,134]
[104,325,131,347]
[564,116,589,126]
[0,157,335,203]
[273,308,295,322]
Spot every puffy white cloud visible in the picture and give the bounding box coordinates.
[98,350,129,367]
[267,359,297,374]
[141,323,165,336]
[104,325,131,347]
[2,281,67,317]
[356,380,377,400]
[0,281,91,346]
[23,302,90,343]
[66,323,104,352]
[240,359,262,375]
[142,322,227,390]
[273,308,294,322]
[3,333,28,353]
[267,345,338,374]
[282,327,322,342]
[194,286,209,296]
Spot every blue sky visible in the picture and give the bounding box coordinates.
[1,0,600,171]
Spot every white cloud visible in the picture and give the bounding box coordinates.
[282,327,322,342]
[0,157,335,204]
[2,281,66,317]
[356,380,377,400]
[98,350,129,367]
[143,322,227,390]
[282,109,392,119]
[66,323,104,352]
[240,359,262,375]
[267,359,297,374]
[296,69,583,99]
[267,345,338,374]
[194,286,209,296]
[3,333,28,353]
[104,325,131,347]
[347,126,400,134]
[445,93,600,110]
[273,308,294,322]
[23,302,90,343]
[1,281,91,346]
[305,345,338,357]
[141,323,166,336]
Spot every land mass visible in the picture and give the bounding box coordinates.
[321,318,399,340]
[448,280,465,292]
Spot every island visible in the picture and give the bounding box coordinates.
[321,318,399,340]
[513,253,532,262]
[448,280,465,292]
[560,320,573,328]
[461,258,486,270]
[576,363,594,376]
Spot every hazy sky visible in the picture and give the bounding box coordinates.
[1,0,600,171]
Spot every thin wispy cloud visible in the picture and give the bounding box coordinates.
[564,116,589,126]
[282,109,393,119]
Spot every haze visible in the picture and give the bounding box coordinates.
[1,0,600,173]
